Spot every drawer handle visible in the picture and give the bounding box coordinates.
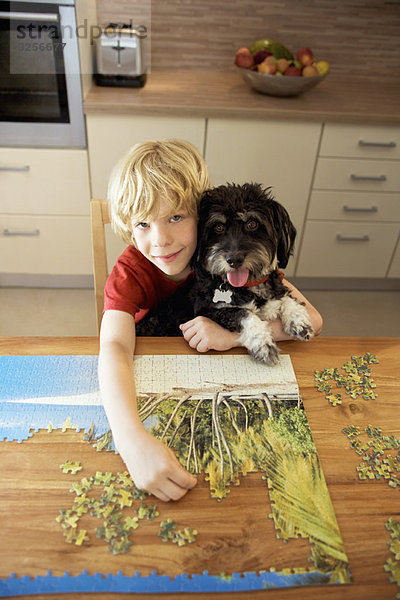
[343,205,378,213]
[0,165,30,172]
[336,234,369,242]
[3,228,40,237]
[350,173,387,182]
[359,140,396,148]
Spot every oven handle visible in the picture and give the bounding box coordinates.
[0,11,59,22]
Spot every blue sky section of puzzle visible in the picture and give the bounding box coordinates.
[0,402,110,443]
[0,568,333,596]
[0,356,98,400]
[0,355,107,443]
[0,356,157,445]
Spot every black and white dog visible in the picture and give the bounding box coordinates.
[136,183,313,364]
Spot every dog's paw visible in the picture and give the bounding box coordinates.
[286,321,314,341]
[249,343,280,365]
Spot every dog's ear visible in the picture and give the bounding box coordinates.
[270,200,296,269]
[190,188,213,268]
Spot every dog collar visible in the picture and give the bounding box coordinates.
[243,269,285,287]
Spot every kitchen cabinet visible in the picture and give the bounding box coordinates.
[0,148,92,283]
[85,110,400,283]
[296,124,400,278]
[204,118,322,277]
[86,114,206,270]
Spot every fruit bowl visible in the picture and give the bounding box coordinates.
[237,66,327,97]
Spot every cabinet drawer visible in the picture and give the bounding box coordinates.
[0,149,90,215]
[313,158,400,192]
[296,221,399,278]
[0,215,92,274]
[308,190,400,222]
[320,124,400,159]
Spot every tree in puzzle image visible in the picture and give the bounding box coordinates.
[136,384,350,583]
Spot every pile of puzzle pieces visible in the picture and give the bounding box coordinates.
[314,352,379,406]
[342,425,400,490]
[57,462,197,555]
[384,518,400,598]
[158,518,198,546]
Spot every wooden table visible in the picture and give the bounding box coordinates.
[0,336,399,600]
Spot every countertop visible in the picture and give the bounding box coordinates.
[84,70,400,125]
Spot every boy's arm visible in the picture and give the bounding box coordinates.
[179,279,323,351]
[99,309,197,502]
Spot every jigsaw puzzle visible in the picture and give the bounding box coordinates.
[56,465,197,555]
[314,353,379,406]
[342,424,400,490]
[0,354,352,595]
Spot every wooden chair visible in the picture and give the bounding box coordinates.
[90,198,111,334]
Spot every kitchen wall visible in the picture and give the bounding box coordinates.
[96,0,400,82]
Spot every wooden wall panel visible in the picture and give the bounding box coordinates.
[96,0,400,81]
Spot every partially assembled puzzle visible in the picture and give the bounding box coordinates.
[0,354,351,595]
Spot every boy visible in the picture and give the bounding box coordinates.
[98,139,323,503]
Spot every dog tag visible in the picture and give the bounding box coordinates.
[213,287,232,304]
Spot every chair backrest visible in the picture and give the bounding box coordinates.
[90,198,111,334]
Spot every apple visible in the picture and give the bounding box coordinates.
[257,59,276,75]
[284,65,302,76]
[316,60,329,76]
[302,65,319,77]
[236,46,251,55]
[276,58,289,73]
[253,50,272,64]
[296,47,314,66]
[235,51,254,69]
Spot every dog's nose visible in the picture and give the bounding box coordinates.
[226,254,243,269]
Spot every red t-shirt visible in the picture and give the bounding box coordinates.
[104,246,193,322]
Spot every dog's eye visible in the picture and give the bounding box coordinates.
[214,223,225,234]
[245,219,258,231]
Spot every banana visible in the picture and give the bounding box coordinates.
[249,39,294,60]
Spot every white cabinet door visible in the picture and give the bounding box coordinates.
[205,119,321,276]
[87,114,206,199]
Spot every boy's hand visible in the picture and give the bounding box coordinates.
[180,316,240,353]
[116,429,197,502]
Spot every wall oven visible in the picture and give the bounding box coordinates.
[0,0,86,147]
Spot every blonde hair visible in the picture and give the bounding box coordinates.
[108,139,211,244]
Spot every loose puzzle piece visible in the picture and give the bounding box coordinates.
[56,462,198,555]
[343,425,400,492]
[384,518,400,598]
[60,460,82,475]
[314,353,379,406]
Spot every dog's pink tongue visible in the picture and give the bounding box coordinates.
[227,268,249,287]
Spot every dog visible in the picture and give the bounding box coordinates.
[136,182,314,364]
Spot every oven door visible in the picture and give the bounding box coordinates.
[0,1,86,148]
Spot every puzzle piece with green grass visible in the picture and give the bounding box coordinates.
[60,460,82,475]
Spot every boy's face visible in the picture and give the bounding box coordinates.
[132,199,197,281]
